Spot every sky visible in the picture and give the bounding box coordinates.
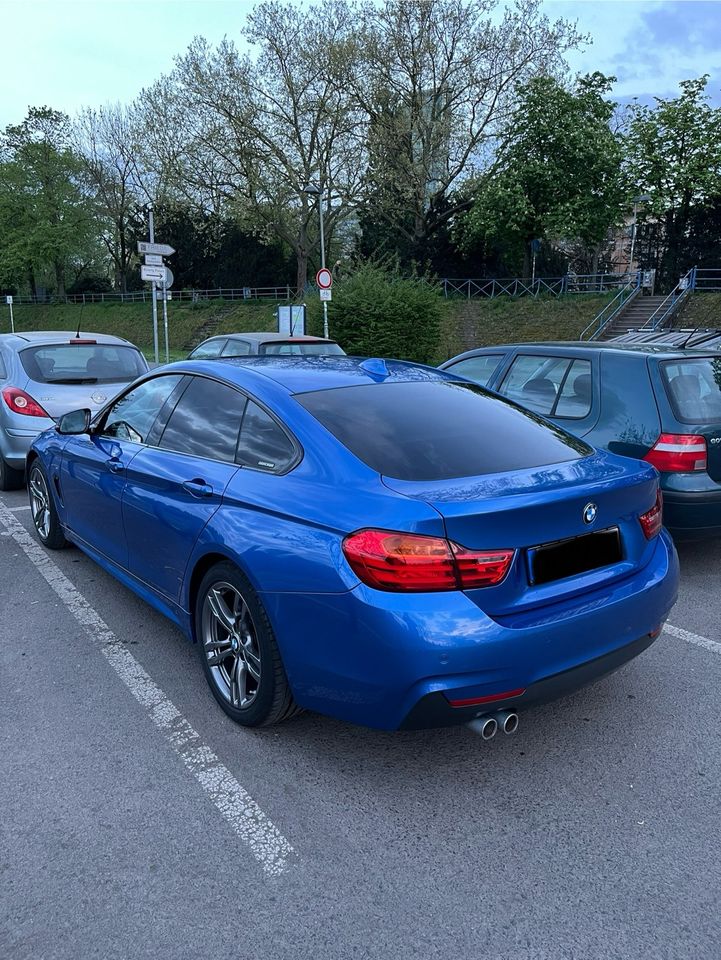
[0,0,719,128]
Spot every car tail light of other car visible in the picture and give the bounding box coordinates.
[643,433,707,472]
[639,490,663,540]
[1,386,49,419]
[342,529,514,592]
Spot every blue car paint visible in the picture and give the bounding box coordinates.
[29,356,679,730]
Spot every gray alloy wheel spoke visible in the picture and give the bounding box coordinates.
[242,642,261,681]
[208,588,236,633]
[30,472,50,539]
[206,647,232,667]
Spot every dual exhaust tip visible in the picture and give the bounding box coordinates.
[473,710,519,740]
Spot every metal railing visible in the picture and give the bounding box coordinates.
[441,272,636,300]
[580,272,642,340]
[6,285,294,306]
[644,266,697,330]
[693,268,721,292]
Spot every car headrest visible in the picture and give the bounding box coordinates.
[522,377,556,401]
[671,374,701,402]
[572,373,592,402]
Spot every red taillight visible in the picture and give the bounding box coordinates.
[1,387,49,418]
[342,529,514,592]
[449,688,526,708]
[639,490,663,540]
[643,433,707,472]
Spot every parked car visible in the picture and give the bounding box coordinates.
[188,332,345,359]
[439,342,721,540]
[28,356,678,731]
[0,331,148,490]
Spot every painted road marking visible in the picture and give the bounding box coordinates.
[664,622,721,656]
[0,501,294,878]
[9,505,31,512]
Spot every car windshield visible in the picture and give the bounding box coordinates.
[661,358,721,423]
[296,380,591,481]
[260,341,345,356]
[20,343,147,384]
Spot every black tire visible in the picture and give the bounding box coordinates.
[195,561,301,727]
[0,456,24,491]
[28,460,66,550]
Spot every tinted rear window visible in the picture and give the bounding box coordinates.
[260,341,345,356]
[297,380,591,480]
[20,344,147,384]
[662,358,721,423]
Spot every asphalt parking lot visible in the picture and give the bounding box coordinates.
[1,485,720,960]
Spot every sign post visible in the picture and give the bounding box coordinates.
[316,268,332,337]
[148,207,159,363]
[139,227,176,364]
[5,295,14,333]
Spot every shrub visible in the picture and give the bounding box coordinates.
[306,264,443,364]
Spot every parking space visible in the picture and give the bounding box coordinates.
[1,484,720,960]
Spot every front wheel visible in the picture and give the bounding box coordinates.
[195,562,301,727]
[28,461,66,549]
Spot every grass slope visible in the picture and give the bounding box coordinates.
[677,291,721,329]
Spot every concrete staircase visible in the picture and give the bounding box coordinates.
[600,294,666,339]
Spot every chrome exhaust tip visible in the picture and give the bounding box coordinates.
[470,716,498,740]
[495,710,519,735]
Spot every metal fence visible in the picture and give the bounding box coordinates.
[693,268,721,292]
[6,286,294,306]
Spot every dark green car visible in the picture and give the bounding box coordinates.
[440,341,721,540]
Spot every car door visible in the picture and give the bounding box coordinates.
[495,352,600,437]
[121,375,247,601]
[59,374,185,567]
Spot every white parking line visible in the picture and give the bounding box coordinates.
[664,622,721,656]
[9,505,31,512]
[0,501,294,878]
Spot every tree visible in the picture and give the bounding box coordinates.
[457,73,626,275]
[626,76,721,287]
[0,107,95,296]
[353,0,584,265]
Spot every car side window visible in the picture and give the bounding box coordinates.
[444,355,503,387]
[236,400,297,473]
[190,339,227,359]
[103,375,183,444]
[0,352,6,379]
[554,359,593,418]
[499,356,571,415]
[157,376,248,463]
[221,339,251,357]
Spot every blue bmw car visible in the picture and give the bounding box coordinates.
[27,356,679,732]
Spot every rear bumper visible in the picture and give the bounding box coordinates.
[264,531,679,730]
[662,487,721,540]
[0,425,47,471]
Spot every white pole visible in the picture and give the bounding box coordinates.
[149,205,159,364]
[162,279,169,364]
[318,193,329,339]
[8,301,14,333]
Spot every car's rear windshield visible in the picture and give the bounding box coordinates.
[20,343,147,384]
[296,380,591,481]
[661,358,721,423]
[259,341,345,356]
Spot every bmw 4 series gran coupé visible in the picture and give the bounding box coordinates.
[27,356,679,732]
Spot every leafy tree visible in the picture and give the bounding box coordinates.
[457,73,625,276]
[0,107,95,296]
[353,0,583,265]
[626,76,721,287]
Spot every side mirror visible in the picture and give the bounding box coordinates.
[57,408,92,435]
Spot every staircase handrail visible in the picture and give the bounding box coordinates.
[579,272,642,341]
[643,266,697,330]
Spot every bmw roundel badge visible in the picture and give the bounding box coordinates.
[583,502,598,525]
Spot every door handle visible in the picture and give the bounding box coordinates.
[107,459,124,474]
[182,479,213,498]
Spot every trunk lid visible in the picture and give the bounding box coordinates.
[382,450,659,616]
[19,377,129,420]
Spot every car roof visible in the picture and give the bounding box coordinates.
[164,355,457,393]
[444,340,720,362]
[206,332,337,344]
[0,330,136,347]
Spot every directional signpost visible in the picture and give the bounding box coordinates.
[138,219,176,363]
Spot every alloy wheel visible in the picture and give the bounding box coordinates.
[201,581,262,709]
[29,468,52,541]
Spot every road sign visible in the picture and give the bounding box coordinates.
[141,264,167,283]
[161,267,174,289]
[316,268,332,289]
[138,241,175,257]
[319,288,332,302]
[144,253,163,266]
[5,295,12,305]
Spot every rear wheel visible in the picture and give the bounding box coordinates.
[28,461,66,549]
[0,456,24,491]
[195,562,301,727]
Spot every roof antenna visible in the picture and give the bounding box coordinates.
[679,327,699,349]
[74,304,84,340]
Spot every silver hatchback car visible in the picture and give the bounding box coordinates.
[0,331,148,490]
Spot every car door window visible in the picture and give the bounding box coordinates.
[221,339,251,357]
[444,355,503,387]
[190,339,227,359]
[236,400,297,473]
[102,375,183,444]
[158,376,247,463]
[499,355,571,415]
[554,359,593,418]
